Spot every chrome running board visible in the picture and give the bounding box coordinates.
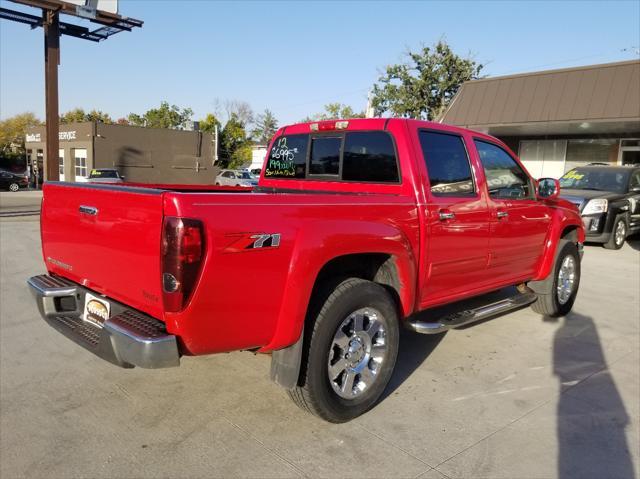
[406,292,537,334]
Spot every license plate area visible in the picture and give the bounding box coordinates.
[83,293,111,328]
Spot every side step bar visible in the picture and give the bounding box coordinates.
[406,292,537,334]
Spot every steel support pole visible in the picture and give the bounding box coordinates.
[44,8,60,182]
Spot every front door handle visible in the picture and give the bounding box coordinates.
[438,210,456,221]
[497,210,509,219]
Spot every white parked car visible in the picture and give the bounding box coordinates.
[215,170,258,187]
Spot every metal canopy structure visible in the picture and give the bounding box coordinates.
[0,0,142,182]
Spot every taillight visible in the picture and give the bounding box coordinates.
[161,216,204,312]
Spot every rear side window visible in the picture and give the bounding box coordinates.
[474,140,532,199]
[419,131,475,196]
[309,137,341,176]
[264,135,308,178]
[343,132,399,183]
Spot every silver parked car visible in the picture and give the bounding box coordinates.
[215,170,258,187]
[87,168,125,184]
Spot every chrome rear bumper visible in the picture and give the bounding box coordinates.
[27,274,179,369]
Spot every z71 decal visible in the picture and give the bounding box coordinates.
[225,233,281,253]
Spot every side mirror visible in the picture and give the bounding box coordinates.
[537,178,560,200]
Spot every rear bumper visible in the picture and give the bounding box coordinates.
[27,274,180,369]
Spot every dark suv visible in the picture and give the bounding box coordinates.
[0,170,29,192]
[560,165,640,249]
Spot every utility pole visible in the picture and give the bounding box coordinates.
[43,8,60,181]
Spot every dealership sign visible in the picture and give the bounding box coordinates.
[25,131,77,142]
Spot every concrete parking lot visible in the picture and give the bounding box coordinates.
[1,216,638,479]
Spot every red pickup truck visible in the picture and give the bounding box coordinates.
[28,118,585,422]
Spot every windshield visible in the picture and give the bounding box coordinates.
[90,169,118,178]
[559,168,629,193]
[239,172,252,179]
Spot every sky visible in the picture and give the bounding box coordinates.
[1,0,639,125]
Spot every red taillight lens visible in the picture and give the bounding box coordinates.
[161,216,204,312]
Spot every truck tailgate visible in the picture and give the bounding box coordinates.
[41,182,165,319]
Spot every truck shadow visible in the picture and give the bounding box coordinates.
[549,312,635,479]
[626,235,640,251]
[381,328,445,401]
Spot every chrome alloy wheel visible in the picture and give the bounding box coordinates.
[8,183,19,192]
[327,308,387,399]
[615,220,626,246]
[556,255,577,305]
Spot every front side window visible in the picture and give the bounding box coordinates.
[629,171,640,190]
[419,131,474,196]
[474,140,531,199]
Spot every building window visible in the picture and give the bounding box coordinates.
[565,139,618,171]
[59,149,64,176]
[519,140,567,179]
[74,148,88,178]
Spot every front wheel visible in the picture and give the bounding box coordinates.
[604,216,627,250]
[8,183,19,192]
[529,240,581,317]
[288,278,399,423]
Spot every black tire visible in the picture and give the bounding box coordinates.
[603,215,627,250]
[215,182,220,186]
[8,183,19,192]
[288,278,400,423]
[529,240,580,317]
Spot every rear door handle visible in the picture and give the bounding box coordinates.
[438,210,456,221]
[497,210,509,219]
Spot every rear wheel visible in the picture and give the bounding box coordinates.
[529,240,580,317]
[288,278,399,423]
[8,183,19,192]
[604,216,627,250]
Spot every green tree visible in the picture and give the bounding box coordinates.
[127,101,193,129]
[220,113,251,169]
[0,112,42,153]
[60,108,112,124]
[371,40,483,120]
[199,113,222,134]
[251,109,278,143]
[85,109,112,123]
[301,103,365,122]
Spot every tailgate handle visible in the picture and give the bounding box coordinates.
[79,205,98,216]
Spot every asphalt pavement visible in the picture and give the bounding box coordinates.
[1,217,638,478]
[0,190,42,218]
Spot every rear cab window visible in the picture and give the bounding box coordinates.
[264,131,399,184]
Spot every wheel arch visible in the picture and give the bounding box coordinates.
[534,211,585,281]
[269,248,416,389]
